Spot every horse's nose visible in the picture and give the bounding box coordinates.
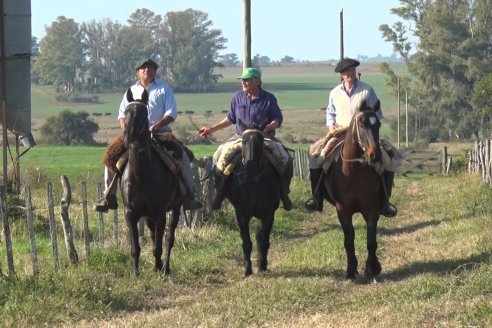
[368,149,382,163]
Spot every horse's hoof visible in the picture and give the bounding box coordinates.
[282,197,293,211]
[304,199,322,212]
[381,203,397,217]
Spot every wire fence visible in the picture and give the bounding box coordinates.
[0,148,310,277]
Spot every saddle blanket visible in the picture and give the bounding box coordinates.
[216,137,290,174]
[308,128,402,173]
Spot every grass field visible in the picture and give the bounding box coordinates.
[1,63,490,327]
[0,173,490,327]
[29,62,403,145]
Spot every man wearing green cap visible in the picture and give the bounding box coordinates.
[94,58,202,212]
[197,67,293,211]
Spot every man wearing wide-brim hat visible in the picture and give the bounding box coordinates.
[304,57,398,218]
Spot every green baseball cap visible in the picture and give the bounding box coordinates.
[238,67,261,80]
[135,59,158,70]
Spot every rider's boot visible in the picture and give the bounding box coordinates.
[380,170,397,217]
[94,171,119,213]
[304,168,324,212]
[211,170,227,210]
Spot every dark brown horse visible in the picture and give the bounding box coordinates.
[225,129,281,276]
[322,101,384,280]
[120,87,182,276]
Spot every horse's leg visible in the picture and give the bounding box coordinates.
[145,217,164,273]
[364,214,382,279]
[337,211,358,279]
[126,214,141,277]
[236,214,253,276]
[163,208,180,275]
[256,215,274,272]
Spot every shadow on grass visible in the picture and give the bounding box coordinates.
[378,218,443,236]
[383,250,492,282]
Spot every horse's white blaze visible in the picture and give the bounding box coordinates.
[369,116,377,125]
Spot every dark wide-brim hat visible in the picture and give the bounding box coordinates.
[334,58,360,73]
[135,59,158,70]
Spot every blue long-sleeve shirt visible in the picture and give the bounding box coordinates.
[227,89,283,135]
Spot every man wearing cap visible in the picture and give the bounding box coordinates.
[197,67,293,211]
[304,58,398,217]
[94,59,202,212]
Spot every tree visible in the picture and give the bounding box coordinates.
[280,56,295,64]
[253,54,271,66]
[81,19,119,91]
[39,110,99,145]
[380,0,492,141]
[33,16,85,92]
[472,73,492,136]
[160,9,227,92]
[219,53,240,67]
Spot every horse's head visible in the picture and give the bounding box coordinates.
[123,87,150,147]
[241,129,265,177]
[349,100,382,163]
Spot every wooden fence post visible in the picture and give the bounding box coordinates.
[81,181,90,256]
[441,146,447,174]
[113,206,119,246]
[96,182,105,248]
[0,184,15,275]
[60,175,78,265]
[25,185,39,275]
[47,182,59,270]
[486,140,491,185]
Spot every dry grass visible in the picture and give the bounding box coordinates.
[40,173,492,328]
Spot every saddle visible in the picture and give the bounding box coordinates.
[216,138,289,176]
[104,132,194,175]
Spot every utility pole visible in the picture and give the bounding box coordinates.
[397,78,400,148]
[243,0,251,68]
[1,0,8,187]
[339,9,344,60]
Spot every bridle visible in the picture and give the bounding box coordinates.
[340,112,379,164]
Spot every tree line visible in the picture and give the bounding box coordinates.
[379,0,492,141]
[32,2,492,144]
[32,8,228,93]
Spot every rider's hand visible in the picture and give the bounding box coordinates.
[198,127,210,138]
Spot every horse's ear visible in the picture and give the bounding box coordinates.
[141,89,149,104]
[373,99,381,112]
[126,88,134,102]
[359,100,368,112]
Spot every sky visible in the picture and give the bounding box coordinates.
[31,0,405,62]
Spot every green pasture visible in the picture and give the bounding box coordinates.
[0,172,490,327]
[31,63,400,119]
[17,144,221,186]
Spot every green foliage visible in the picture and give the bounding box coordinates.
[33,16,84,92]
[381,0,492,140]
[34,8,226,93]
[162,9,226,92]
[39,110,99,145]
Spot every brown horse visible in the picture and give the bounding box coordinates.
[120,87,182,277]
[322,101,385,280]
[225,129,281,276]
